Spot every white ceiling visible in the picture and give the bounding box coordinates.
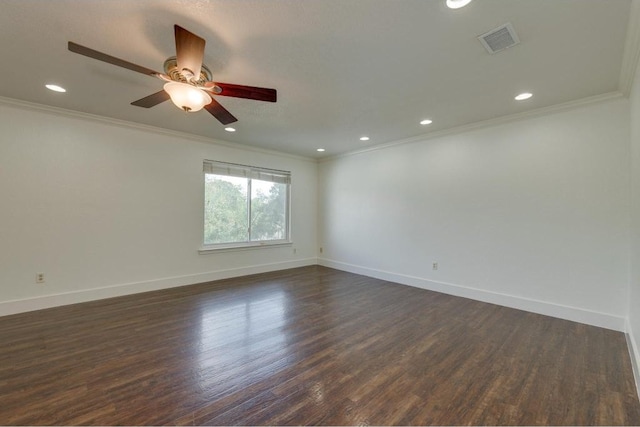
[0,0,633,158]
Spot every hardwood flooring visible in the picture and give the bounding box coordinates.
[0,265,639,425]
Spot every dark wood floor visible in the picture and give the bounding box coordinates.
[1,266,639,425]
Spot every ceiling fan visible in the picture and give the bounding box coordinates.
[68,25,277,125]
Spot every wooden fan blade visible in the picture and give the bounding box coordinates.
[209,82,277,102]
[204,98,237,125]
[174,25,205,80]
[131,90,170,108]
[68,42,160,76]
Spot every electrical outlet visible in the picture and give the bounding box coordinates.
[319,247,323,254]
[293,248,297,254]
[432,262,438,271]
[36,273,45,284]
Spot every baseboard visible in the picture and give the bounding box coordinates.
[0,258,317,317]
[319,258,626,332]
[3,256,627,334]
[626,319,640,401]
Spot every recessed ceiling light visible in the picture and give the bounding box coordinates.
[515,92,533,101]
[224,127,236,132]
[317,148,326,152]
[45,84,66,93]
[446,0,473,9]
[360,136,370,141]
[420,119,433,126]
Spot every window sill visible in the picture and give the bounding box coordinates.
[199,241,293,254]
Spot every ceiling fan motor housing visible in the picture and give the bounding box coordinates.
[163,57,212,85]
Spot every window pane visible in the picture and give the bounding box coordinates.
[204,174,248,245]
[250,179,287,241]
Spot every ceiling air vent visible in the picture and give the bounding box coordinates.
[478,23,520,54]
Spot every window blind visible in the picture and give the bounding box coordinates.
[203,160,291,184]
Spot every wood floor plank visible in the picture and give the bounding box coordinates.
[0,265,638,425]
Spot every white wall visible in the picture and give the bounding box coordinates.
[0,100,318,314]
[629,45,640,390]
[0,91,634,337]
[319,98,631,330]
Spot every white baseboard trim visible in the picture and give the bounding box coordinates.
[319,258,626,332]
[626,319,640,401]
[0,258,317,317]
[2,257,628,335]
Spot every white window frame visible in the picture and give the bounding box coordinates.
[200,160,292,253]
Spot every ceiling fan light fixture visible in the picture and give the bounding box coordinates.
[68,25,275,125]
[163,81,211,112]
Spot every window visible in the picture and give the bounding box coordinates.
[203,160,291,249]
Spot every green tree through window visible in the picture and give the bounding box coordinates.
[204,161,290,247]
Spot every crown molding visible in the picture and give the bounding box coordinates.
[0,95,316,164]
[320,91,624,162]
[619,0,640,96]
